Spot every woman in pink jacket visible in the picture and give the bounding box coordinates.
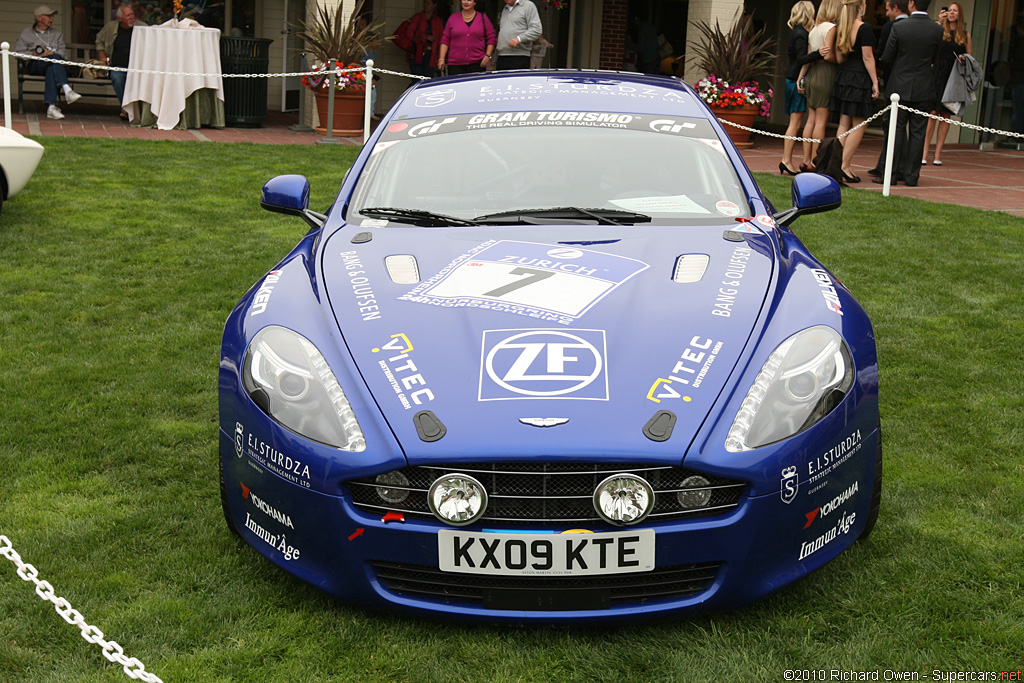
[437,0,496,75]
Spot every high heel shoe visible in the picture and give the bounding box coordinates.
[779,162,798,176]
[841,170,861,183]
[799,162,816,173]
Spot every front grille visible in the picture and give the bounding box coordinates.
[348,463,746,524]
[371,561,721,610]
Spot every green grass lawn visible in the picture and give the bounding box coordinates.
[1,139,1022,682]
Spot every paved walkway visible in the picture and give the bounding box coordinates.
[740,135,1024,217]
[7,101,1024,216]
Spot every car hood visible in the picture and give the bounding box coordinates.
[322,225,776,465]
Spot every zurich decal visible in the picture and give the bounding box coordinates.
[479,329,608,401]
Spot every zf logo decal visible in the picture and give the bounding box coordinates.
[781,466,799,504]
[479,329,608,401]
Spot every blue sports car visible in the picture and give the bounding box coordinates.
[219,71,880,622]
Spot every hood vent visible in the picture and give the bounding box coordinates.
[672,254,709,283]
[385,255,420,284]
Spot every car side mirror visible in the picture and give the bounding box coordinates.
[773,173,842,227]
[261,175,325,228]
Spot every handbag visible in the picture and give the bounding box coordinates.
[81,59,109,79]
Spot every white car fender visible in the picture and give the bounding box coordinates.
[0,127,44,199]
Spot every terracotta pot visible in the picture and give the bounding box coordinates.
[313,89,366,136]
[710,103,759,148]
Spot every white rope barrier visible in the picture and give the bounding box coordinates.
[0,534,164,683]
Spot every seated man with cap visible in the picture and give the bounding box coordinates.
[15,5,82,120]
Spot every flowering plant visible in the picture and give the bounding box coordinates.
[695,75,772,118]
[538,0,569,8]
[301,60,368,93]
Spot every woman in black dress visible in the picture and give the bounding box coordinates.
[923,2,972,166]
[830,0,879,183]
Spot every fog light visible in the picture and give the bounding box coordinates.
[593,474,654,526]
[374,471,410,505]
[428,474,488,526]
[676,475,712,509]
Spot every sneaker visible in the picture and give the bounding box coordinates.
[47,105,65,120]
[64,89,82,104]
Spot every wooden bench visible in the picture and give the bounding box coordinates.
[17,43,119,114]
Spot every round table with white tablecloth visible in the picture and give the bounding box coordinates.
[123,23,225,130]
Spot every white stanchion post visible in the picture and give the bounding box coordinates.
[2,42,12,130]
[882,93,900,197]
[363,59,373,143]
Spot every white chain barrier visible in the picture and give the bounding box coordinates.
[0,534,164,683]
[4,46,1023,146]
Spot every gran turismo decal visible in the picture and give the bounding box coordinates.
[712,244,754,317]
[244,513,301,561]
[803,480,859,529]
[408,117,458,137]
[250,270,282,316]
[480,329,608,401]
[339,251,382,321]
[400,240,649,325]
[237,425,311,488]
[372,333,434,409]
[780,466,799,504]
[808,429,863,487]
[798,510,856,561]
[649,118,697,133]
[646,336,723,403]
[811,268,843,316]
[241,482,295,529]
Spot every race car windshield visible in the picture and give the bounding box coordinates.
[348,112,752,226]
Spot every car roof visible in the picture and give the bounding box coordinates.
[392,69,708,119]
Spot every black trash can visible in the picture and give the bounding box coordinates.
[220,36,274,127]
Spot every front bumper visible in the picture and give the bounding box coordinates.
[219,426,880,623]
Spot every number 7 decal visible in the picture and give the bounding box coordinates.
[483,267,555,298]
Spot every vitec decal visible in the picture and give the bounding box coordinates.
[798,510,857,561]
[480,329,608,401]
[241,482,295,529]
[808,429,863,487]
[780,466,799,504]
[236,423,311,488]
[400,241,649,325]
[339,251,382,321]
[249,270,282,316]
[372,333,434,409]
[811,268,843,316]
[646,336,724,404]
[711,244,754,318]
[803,480,859,529]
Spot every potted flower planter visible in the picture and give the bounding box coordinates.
[710,103,759,148]
[313,89,365,137]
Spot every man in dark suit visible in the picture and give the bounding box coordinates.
[875,0,943,186]
[868,0,909,177]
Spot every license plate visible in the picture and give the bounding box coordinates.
[437,529,655,576]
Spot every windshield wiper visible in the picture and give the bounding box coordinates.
[358,207,481,227]
[473,207,651,226]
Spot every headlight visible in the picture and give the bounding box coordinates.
[593,474,654,525]
[725,326,853,452]
[242,326,366,451]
